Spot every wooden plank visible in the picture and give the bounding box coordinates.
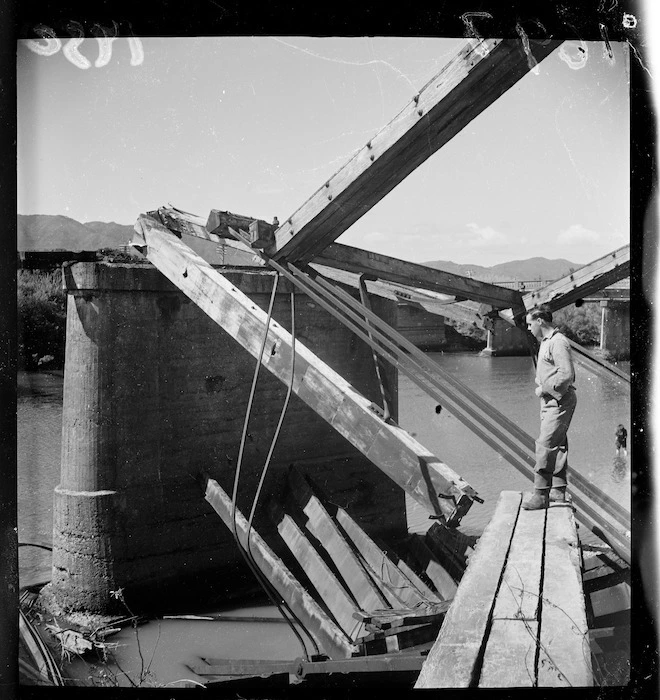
[276,513,367,642]
[303,498,390,611]
[537,505,593,687]
[270,39,562,264]
[308,516,409,609]
[203,478,356,659]
[415,491,522,688]
[314,243,521,309]
[286,469,390,612]
[405,535,458,600]
[491,507,546,621]
[135,216,477,526]
[479,619,538,687]
[335,506,441,606]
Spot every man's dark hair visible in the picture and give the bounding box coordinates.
[529,304,553,323]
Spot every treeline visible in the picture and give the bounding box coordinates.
[18,269,67,370]
[553,304,602,346]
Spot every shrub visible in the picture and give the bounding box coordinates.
[18,269,67,370]
[553,303,601,346]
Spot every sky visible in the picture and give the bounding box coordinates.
[17,37,630,266]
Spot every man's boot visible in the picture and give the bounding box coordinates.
[549,486,566,502]
[522,488,549,510]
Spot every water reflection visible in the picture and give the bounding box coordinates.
[611,452,629,484]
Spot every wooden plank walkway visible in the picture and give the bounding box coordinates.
[415,491,592,688]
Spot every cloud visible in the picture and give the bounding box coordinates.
[465,222,510,248]
[557,224,601,244]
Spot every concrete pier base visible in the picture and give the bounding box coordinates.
[600,300,630,360]
[480,317,529,357]
[45,262,404,616]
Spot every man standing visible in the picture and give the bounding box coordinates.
[523,304,577,510]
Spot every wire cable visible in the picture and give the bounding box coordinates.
[245,291,321,657]
[229,276,315,660]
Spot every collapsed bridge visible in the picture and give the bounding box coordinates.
[46,38,630,687]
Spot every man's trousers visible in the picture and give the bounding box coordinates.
[534,387,577,490]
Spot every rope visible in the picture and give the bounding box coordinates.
[245,291,321,657]
[229,277,315,660]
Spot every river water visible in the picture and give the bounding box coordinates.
[17,353,631,686]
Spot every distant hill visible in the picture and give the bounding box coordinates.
[423,257,579,282]
[18,214,134,251]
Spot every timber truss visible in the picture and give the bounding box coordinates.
[132,38,631,646]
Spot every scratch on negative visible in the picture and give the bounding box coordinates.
[270,37,419,94]
[627,40,653,80]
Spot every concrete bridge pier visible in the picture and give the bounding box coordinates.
[42,262,404,617]
[600,300,630,360]
[480,317,529,357]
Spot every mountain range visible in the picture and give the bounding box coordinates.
[423,258,579,283]
[17,214,579,280]
[18,214,134,252]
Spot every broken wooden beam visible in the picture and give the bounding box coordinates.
[286,468,391,612]
[314,243,522,309]
[269,39,562,264]
[134,215,478,525]
[203,477,357,659]
[206,209,273,240]
[275,511,368,642]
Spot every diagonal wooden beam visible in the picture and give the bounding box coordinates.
[314,243,522,309]
[134,215,478,526]
[519,245,630,314]
[268,39,562,264]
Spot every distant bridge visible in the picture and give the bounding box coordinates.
[496,279,629,301]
